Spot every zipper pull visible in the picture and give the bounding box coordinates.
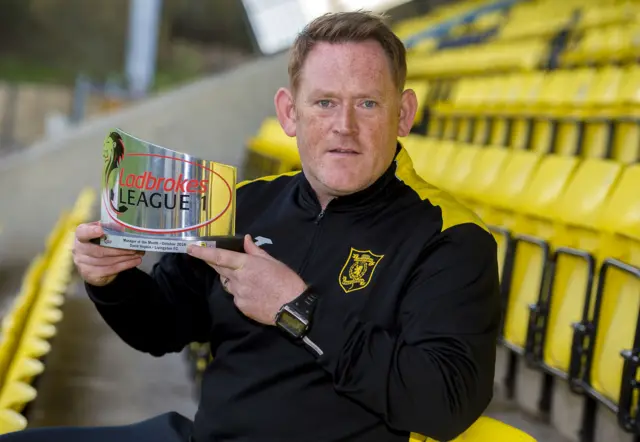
[315,209,325,224]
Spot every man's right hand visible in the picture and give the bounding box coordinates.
[73,221,144,287]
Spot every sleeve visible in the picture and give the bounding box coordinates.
[304,223,501,441]
[85,252,214,357]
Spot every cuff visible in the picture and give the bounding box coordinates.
[85,268,143,306]
[304,293,360,375]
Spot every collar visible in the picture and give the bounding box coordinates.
[296,142,403,214]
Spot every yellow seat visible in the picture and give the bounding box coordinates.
[579,165,640,408]
[501,155,580,352]
[401,135,436,165]
[0,409,27,435]
[610,65,640,164]
[406,80,430,127]
[412,416,536,441]
[534,159,623,376]
[0,381,37,411]
[413,140,458,188]
[456,146,510,209]
[437,144,480,195]
[245,118,301,179]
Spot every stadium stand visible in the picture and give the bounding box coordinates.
[234,0,640,440]
[0,188,95,434]
[2,0,637,440]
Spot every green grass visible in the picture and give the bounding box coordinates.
[0,55,75,85]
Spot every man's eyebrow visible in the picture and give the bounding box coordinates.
[308,89,386,98]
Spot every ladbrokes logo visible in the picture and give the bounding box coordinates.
[119,170,208,194]
[116,169,209,213]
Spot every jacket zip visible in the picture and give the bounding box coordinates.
[297,208,326,276]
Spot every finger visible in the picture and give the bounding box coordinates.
[243,235,272,259]
[76,223,105,242]
[187,245,246,270]
[74,240,142,258]
[83,256,143,280]
[75,253,143,267]
[212,265,235,279]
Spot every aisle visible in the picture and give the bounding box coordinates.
[26,279,197,428]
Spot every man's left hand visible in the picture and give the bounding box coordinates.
[187,235,307,325]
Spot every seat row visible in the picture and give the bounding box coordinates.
[562,22,640,67]
[0,188,95,434]
[420,67,640,164]
[407,37,549,78]
[433,65,640,117]
[402,134,640,442]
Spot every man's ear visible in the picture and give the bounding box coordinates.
[397,88,418,137]
[274,87,297,137]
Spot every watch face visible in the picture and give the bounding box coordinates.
[278,310,307,337]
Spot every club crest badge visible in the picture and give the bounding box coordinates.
[339,248,384,293]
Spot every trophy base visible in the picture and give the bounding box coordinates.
[91,228,245,253]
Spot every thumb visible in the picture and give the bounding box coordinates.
[244,234,272,258]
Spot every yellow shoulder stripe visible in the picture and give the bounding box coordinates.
[394,147,488,233]
[237,170,301,189]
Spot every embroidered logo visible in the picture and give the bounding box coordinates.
[339,248,384,293]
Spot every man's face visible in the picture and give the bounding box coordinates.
[276,40,416,200]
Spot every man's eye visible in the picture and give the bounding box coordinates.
[317,100,332,108]
[362,100,376,108]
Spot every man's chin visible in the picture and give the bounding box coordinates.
[323,180,370,197]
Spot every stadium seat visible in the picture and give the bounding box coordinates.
[501,155,580,354]
[565,164,640,440]
[610,65,640,164]
[455,145,510,210]
[529,159,623,378]
[244,118,300,180]
[0,409,27,434]
[412,416,537,441]
[476,151,543,281]
[411,140,458,188]
[406,80,431,128]
[577,66,624,160]
[436,144,480,195]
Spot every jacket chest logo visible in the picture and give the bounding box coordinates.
[339,248,384,293]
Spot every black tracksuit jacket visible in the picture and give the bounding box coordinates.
[86,144,501,442]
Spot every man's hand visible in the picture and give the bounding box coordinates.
[187,235,307,325]
[73,221,144,287]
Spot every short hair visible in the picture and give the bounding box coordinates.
[288,11,407,94]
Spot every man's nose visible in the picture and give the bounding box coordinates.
[334,105,358,135]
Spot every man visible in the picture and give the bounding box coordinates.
[1,10,500,442]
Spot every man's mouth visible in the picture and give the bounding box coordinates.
[329,148,359,155]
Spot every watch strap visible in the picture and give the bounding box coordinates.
[289,286,319,318]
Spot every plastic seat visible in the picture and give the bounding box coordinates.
[437,144,480,195]
[534,159,623,376]
[0,381,37,411]
[245,118,300,179]
[413,140,458,188]
[412,416,537,441]
[401,134,433,160]
[456,146,510,208]
[560,165,640,439]
[0,409,27,435]
[501,155,580,353]
[478,151,543,280]
[406,80,430,127]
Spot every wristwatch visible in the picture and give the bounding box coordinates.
[275,287,319,339]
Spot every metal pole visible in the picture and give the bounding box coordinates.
[125,0,163,99]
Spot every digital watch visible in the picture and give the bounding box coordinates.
[275,287,319,339]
